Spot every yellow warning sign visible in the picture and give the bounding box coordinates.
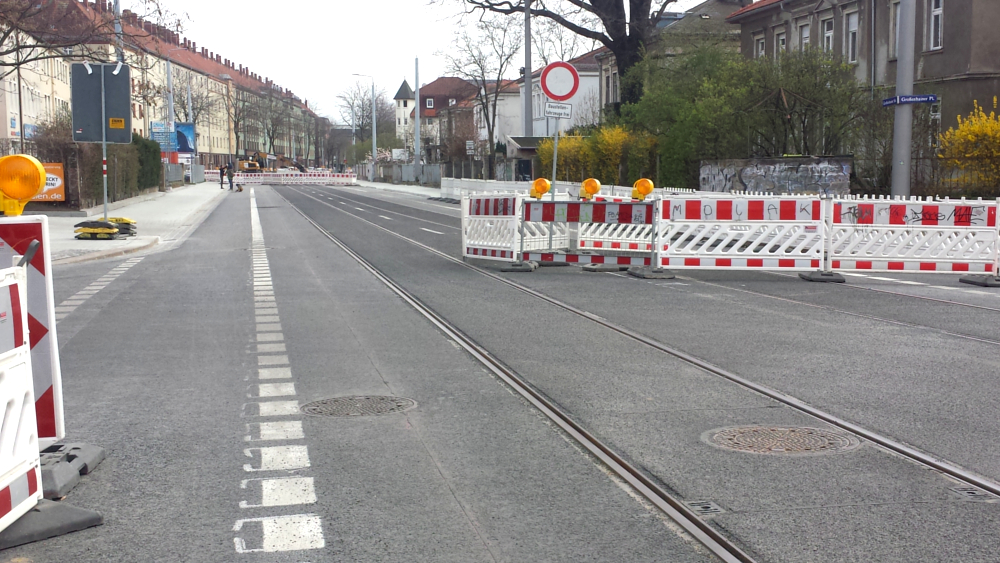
[109,118,125,129]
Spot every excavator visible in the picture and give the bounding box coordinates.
[274,154,306,173]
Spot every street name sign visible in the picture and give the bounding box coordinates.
[882,94,939,107]
[544,102,573,119]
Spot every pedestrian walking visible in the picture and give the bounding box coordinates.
[219,165,225,188]
[227,164,235,191]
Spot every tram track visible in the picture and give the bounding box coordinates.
[283,185,1000,494]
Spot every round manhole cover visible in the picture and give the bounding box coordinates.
[704,426,860,455]
[301,396,416,417]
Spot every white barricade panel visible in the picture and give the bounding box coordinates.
[658,197,825,270]
[462,196,521,261]
[0,267,41,533]
[0,217,63,445]
[831,199,998,272]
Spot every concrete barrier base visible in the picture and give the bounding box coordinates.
[0,500,103,549]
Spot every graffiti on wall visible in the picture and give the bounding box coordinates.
[700,157,852,195]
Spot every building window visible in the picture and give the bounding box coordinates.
[403,100,408,107]
[449,98,456,106]
[929,0,943,50]
[426,98,433,108]
[605,75,610,104]
[822,19,834,51]
[890,1,901,58]
[775,31,786,55]
[754,35,766,58]
[397,118,401,125]
[404,118,407,125]
[799,23,811,51]
[612,71,619,103]
[846,12,859,62]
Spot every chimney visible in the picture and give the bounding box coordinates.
[216,55,221,63]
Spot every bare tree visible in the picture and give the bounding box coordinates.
[445,13,522,179]
[337,82,395,145]
[253,86,291,155]
[573,88,602,128]
[461,0,678,105]
[224,84,255,160]
[532,16,599,65]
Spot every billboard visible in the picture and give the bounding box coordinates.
[175,122,196,153]
[31,164,66,202]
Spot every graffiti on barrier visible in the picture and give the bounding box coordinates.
[700,157,852,195]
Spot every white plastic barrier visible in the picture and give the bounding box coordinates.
[0,266,41,534]
[234,173,358,186]
[830,196,999,273]
[658,196,826,270]
[462,195,522,261]
[443,178,695,199]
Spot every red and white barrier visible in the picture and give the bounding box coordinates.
[233,172,358,186]
[463,192,1000,277]
[0,217,63,446]
[0,266,42,534]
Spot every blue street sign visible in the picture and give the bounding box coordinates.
[883,94,939,107]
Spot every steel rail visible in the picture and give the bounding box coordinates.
[276,187,756,563]
[279,184,1000,501]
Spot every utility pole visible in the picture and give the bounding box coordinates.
[523,0,533,137]
[890,0,916,197]
[415,58,421,165]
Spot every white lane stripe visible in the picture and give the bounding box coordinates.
[256,343,286,353]
[841,273,869,277]
[379,215,393,220]
[239,477,316,508]
[257,323,282,331]
[243,445,310,472]
[420,228,444,235]
[257,355,289,367]
[61,300,86,306]
[233,514,324,552]
[247,400,300,416]
[258,367,292,379]
[893,280,926,285]
[867,276,898,281]
[252,382,295,397]
[54,306,76,313]
[245,421,305,441]
[355,207,366,212]
[256,315,280,323]
[257,332,284,342]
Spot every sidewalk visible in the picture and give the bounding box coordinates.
[41,181,229,265]
[356,180,443,198]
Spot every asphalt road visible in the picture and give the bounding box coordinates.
[5,182,998,562]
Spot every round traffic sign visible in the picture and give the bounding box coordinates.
[540,61,580,102]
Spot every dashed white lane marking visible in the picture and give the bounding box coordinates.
[420,227,444,235]
[379,215,393,221]
[245,421,305,441]
[259,367,292,379]
[244,445,310,472]
[252,382,296,397]
[240,477,317,508]
[893,280,926,285]
[240,187,322,554]
[233,514,324,553]
[55,257,145,322]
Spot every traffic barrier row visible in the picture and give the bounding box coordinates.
[441,177,696,199]
[0,266,42,535]
[461,193,1000,276]
[233,173,358,186]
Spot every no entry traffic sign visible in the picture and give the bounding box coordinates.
[540,61,580,102]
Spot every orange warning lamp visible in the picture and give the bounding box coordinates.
[580,178,601,200]
[0,155,46,216]
[633,178,654,201]
[532,178,551,199]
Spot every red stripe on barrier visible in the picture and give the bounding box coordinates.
[780,201,796,221]
[748,258,763,267]
[811,260,820,268]
[833,203,842,224]
[952,263,969,271]
[10,284,22,347]
[35,387,55,438]
[989,206,997,227]
[616,204,630,224]
[812,201,821,221]
[593,204,606,223]
[888,262,905,270]
[686,200,700,220]
[857,204,874,224]
[832,260,841,268]
[0,485,10,517]
[684,258,700,266]
[748,200,763,220]
[628,243,639,250]
[890,205,906,225]
[778,259,795,268]
[922,205,939,226]
[717,200,732,220]
[542,203,555,222]
[856,261,873,269]
[920,263,937,271]
[662,201,671,220]
[716,258,732,267]
[593,242,603,248]
[27,467,37,495]
[566,203,580,223]
[954,206,972,227]
[616,256,632,265]
[611,242,621,249]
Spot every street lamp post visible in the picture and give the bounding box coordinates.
[353,73,376,180]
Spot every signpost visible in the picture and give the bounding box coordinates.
[71,62,131,220]
[540,62,580,250]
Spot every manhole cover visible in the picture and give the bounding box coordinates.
[300,396,416,417]
[704,426,860,455]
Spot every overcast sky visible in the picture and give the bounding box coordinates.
[152,0,705,125]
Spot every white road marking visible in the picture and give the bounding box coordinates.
[355,207,367,212]
[258,367,292,379]
[250,400,300,417]
[930,285,958,291]
[379,215,393,220]
[257,355,290,367]
[239,477,316,508]
[243,445,310,471]
[54,306,76,313]
[254,290,275,296]
[253,382,295,397]
[420,228,444,235]
[256,343,286,353]
[246,421,305,441]
[61,300,86,306]
[257,323,282,331]
[893,280,926,285]
[256,315,280,323]
[233,514,324,553]
[257,333,284,342]
[867,276,898,281]
[841,273,869,277]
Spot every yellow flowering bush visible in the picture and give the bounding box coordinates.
[538,126,655,186]
[938,98,1000,190]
